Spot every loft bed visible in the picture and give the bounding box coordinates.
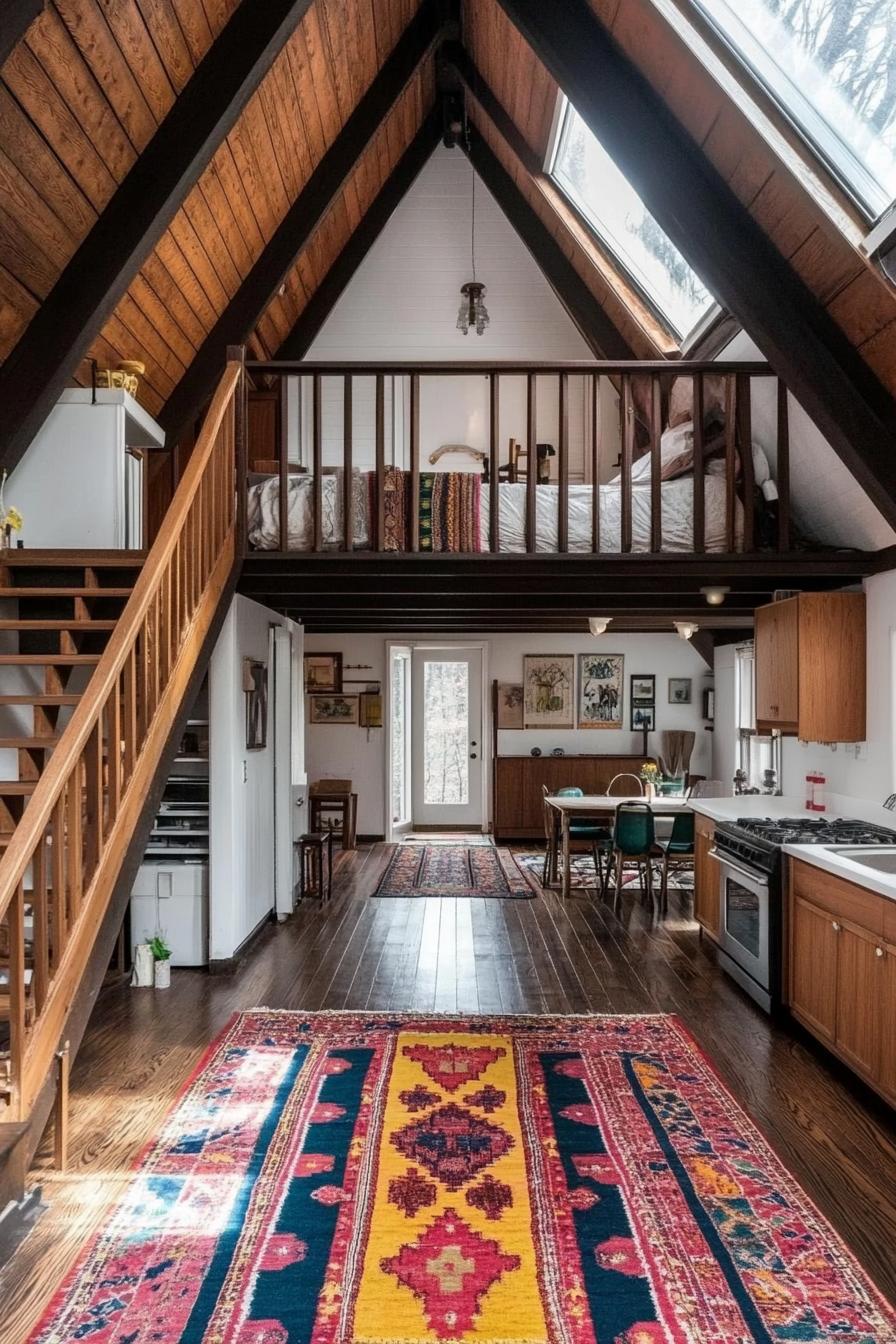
[239,361,788,557]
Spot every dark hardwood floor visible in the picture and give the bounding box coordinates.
[3,841,896,1337]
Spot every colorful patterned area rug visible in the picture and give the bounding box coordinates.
[32,1012,896,1344]
[374,843,535,899]
[514,851,694,894]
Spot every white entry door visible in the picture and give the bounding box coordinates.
[411,647,483,828]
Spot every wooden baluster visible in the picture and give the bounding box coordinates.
[650,375,662,552]
[526,373,537,553]
[228,345,248,555]
[777,379,791,551]
[489,373,500,552]
[279,375,289,554]
[724,375,737,551]
[692,374,705,554]
[558,372,569,553]
[107,684,121,826]
[8,880,26,1097]
[375,374,385,551]
[313,374,323,552]
[66,770,82,921]
[51,795,66,966]
[343,376,353,552]
[31,831,49,1013]
[621,375,634,553]
[736,373,755,553]
[410,373,421,552]
[83,723,103,884]
[591,374,600,553]
[123,648,137,783]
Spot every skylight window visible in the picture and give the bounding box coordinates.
[691,0,896,221]
[548,100,718,342]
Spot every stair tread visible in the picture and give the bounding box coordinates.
[0,620,117,630]
[0,737,61,749]
[0,587,131,597]
[0,549,143,566]
[0,695,80,705]
[0,654,101,665]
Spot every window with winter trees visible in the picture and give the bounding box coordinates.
[692,0,896,220]
[548,99,718,342]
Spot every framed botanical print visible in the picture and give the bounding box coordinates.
[496,682,524,729]
[577,653,624,729]
[304,652,342,693]
[523,655,574,729]
[309,694,359,725]
[630,674,655,705]
[668,677,692,704]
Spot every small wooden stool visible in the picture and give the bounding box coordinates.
[309,791,358,850]
[297,831,334,903]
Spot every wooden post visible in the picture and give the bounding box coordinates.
[526,373,537,553]
[227,345,247,556]
[278,373,289,554]
[692,374,705,554]
[376,374,385,551]
[724,374,737,551]
[343,376,353,552]
[591,373,600,553]
[650,375,662,552]
[621,375,634,553]
[489,373,500,552]
[777,379,791,551]
[54,1041,70,1172]
[557,372,569,553]
[312,374,323,553]
[736,372,755,553]
[410,373,421,552]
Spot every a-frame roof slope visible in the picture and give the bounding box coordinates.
[0,0,894,525]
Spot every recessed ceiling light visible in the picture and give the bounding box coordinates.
[700,585,730,606]
[588,616,612,636]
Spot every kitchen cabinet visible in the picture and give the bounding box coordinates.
[788,859,896,1106]
[754,592,865,741]
[693,814,720,940]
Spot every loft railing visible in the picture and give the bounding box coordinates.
[0,355,243,1124]
[239,359,791,557]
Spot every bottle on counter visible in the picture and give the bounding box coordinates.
[807,769,826,812]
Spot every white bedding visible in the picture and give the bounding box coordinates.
[247,473,743,553]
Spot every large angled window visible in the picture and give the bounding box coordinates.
[548,99,718,343]
[692,0,896,221]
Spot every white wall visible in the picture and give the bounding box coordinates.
[286,145,621,482]
[304,630,712,836]
[712,643,737,794]
[209,594,298,960]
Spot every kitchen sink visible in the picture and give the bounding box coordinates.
[829,846,896,875]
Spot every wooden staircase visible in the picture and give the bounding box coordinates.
[0,354,244,1221]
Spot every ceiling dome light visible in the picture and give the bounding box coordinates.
[701,585,730,606]
[675,620,699,641]
[588,616,612,636]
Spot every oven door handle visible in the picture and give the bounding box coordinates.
[708,848,770,889]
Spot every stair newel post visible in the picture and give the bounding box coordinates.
[228,346,248,557]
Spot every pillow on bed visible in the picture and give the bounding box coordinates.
[627,420,694,483]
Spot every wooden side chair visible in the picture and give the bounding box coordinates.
[544,785,613,892]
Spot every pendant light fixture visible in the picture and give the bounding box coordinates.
[588,616,612,636]
[674,620,699,641]
[457,168,489,335]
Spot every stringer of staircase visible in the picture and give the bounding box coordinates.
[0,357,243,1131]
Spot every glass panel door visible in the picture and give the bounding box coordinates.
[389,645,412,837]
[411,648,483,828]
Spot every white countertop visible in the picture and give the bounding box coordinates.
[690,793,896,902]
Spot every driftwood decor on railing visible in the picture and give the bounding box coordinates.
[240,359,789,558]
[0,355,243,1123]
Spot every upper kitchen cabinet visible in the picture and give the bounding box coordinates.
[754,592,865,741]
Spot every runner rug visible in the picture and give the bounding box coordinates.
[373,843,534,899]
[33,1011,896,1344]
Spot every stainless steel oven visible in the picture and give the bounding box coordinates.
[709,847,772,1011]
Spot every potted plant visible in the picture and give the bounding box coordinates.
[639,761,659,801]
[149,934,172,988]
[0,470,23,551]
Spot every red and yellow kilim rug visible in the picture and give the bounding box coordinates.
[32,1012,896,1344]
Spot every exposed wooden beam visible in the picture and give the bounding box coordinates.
[0,1,44,66]
[0,0,314,476]
[160,1,447,445]
[442,42,541,176]
[496,0,896,526]
[463,125,635,359]
[277,114,442,360]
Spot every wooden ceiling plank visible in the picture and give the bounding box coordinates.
[0,1,44,67]
[168,0,213,66]
[0,84,96,240]
[133,0,197,95]
[197,160,255,276]
[139,254,206,350]
[0,265,38,361]
[211,142,267,258]
[127,271,198,365]
[52,0,161,146]
[496,0,896,525]
[153,230,219,333]
[275,111,442,360]
[158,0,447,444]
[0,143,78,271]
[166,208,230,312]
[0,0,315,477]
[0,206,57,299]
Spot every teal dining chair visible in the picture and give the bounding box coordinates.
[656,810,696,913]
[605,801,664,904]
[550,785,614,892]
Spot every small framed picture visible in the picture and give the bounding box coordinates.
[304,652,342,693]
[631,704,655,732]
[668,677,692,705]
[309,694,359,725]
[703,687,715,721]
[496,682,524,729]
[630,674,655,705]
[243,658,268,750]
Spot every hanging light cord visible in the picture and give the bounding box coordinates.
[470,169,477,282]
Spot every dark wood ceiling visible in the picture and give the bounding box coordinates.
[0,0,895,493]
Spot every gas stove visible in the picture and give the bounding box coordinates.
[714,815,896,875]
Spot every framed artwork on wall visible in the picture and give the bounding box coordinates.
[496,682,524,729]
[577,653,624,729]
[309,694,359,725]
[243,658,268,750]
[523,655,574,729]
[631,703,655,732]
[304,652,342,693]
[668,677,692,704]
[630,674,655,704]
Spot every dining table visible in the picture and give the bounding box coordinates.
[545,794,693,899]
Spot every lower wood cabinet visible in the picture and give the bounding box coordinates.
[493,754,652,839]
[788,859,896,1107]
[693,814,720,940]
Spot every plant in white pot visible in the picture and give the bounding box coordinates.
[149,934,172,988]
